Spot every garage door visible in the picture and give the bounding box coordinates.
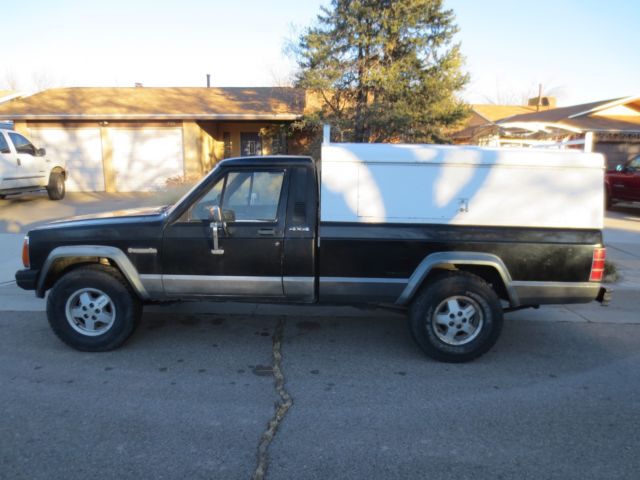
[110,128,184,192]
[29,128,105,192]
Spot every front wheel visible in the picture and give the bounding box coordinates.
[409,272,503,362]
[47,171,65,200]
[46,265,142,351]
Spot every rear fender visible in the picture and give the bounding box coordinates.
[396,252,518,306]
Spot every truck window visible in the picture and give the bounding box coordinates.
[287,167,312,225]
[222,171,284,221]
[0,134,10,154]
[190,177,225,221]
[8,132,36,156]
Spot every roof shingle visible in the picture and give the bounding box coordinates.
[0,87,306,120]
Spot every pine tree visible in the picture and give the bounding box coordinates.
[293,0,469,144]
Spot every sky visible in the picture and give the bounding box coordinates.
[2,0,639,107]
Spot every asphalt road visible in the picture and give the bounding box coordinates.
[1,310,639,480]
[2,195,640,479]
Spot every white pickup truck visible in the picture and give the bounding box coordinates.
[0,128,66,200]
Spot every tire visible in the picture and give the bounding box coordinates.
[0,194,6,200]
[605,190,612,210]
[409,272,503,363]
[46,264,142,351]
[47,171,65,200]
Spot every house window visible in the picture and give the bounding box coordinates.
[240,132,262,156]
[223,132,232,158]
[271,129,288,155]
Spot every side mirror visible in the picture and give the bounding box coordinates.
[36,147,46,157]
[222,209,236,222]
[615,164,624,172]
[208,205,223,223]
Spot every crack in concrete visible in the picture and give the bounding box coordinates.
[252,316,292,480]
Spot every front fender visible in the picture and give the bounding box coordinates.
[36,245,149,300]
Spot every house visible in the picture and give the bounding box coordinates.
[0,90,25,128]
[452,97,557,145]
[495,96,640,169]
[0,87,307,192]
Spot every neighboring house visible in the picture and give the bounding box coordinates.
[0,87,306,192]
[495,96,640,169]
[0,90,24,104]
[0,90,25,129]
[452,97,557,145]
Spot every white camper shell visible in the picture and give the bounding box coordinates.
[321,142,604,230]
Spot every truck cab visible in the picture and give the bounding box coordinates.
[160,156,317,301]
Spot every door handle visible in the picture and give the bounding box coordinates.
[258,228,275,236]
[210,222,224,255]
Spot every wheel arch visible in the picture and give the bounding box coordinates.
[36,246,148,300]
[396,252,519,307]
[49,166,67,180]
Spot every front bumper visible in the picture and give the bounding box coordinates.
[15,268,39,291]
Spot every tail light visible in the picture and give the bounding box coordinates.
[589,247,606,282]
[22,236,30,268]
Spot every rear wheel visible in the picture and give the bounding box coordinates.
[47,171,65,200]
[46,265,142,351]
[409,272,503,362]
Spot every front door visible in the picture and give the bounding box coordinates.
[0,131,20,189]
[240,132,262,156]
[7,132,46,187]
[161,167,288,298]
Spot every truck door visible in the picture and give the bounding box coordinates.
[0,131,20,189]
[161,167,288,298]
[623,156,640,201]
[7,132,46,187]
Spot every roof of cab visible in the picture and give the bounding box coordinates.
[218,155,314,168]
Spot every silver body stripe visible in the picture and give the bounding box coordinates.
[162,275,283,297]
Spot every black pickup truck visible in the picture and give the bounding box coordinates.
[15,153,609,362]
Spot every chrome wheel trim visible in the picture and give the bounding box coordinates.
[431,295,484,346]
[64,288,116,336]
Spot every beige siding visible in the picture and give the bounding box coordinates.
[182,121,203,178]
